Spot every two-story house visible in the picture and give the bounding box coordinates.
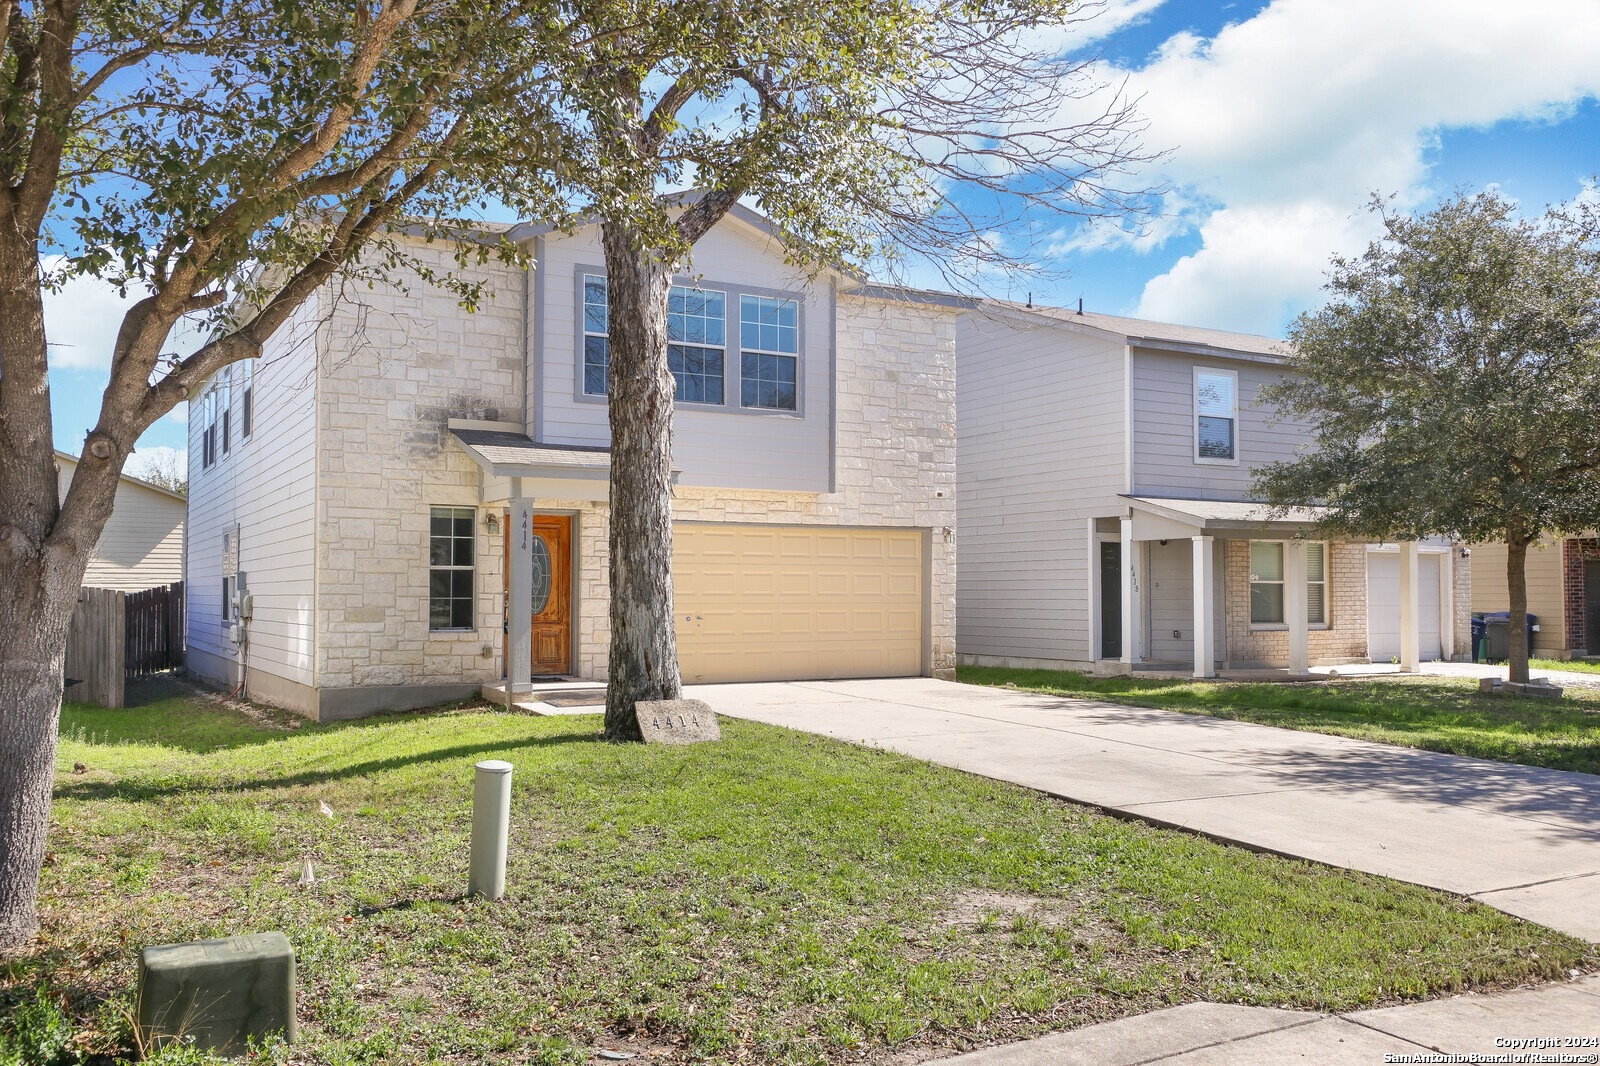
[956,301,1470,677]
[186,205,957,720]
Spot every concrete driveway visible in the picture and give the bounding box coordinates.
[685,677,1600,942]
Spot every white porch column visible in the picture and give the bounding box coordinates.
[1399,541,1421,672]
[1120,516,1140,665]
[1285,539,1309,675]
[507,486,533,694]
[1191,535,1215,678]
[1086,518,1102,662]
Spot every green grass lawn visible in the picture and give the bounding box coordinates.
[958,666,1600,775]
[1532,657,1600,676]
[6,683,1595,1065]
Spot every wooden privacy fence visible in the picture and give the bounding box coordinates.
[127,581,185,679]
[63,581,184,708]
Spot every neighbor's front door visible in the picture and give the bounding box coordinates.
[505,514,571,677]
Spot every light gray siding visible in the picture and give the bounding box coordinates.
[1130,348,1311,500]
[186,295,322,693]
[532,221,832,491]
[956,311,1127,665]
[58,456,184,592]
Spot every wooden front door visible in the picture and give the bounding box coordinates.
[505,514,572,677]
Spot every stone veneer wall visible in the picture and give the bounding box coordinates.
[1224,539,1369,666]
[563,293,959,681]
[1451,546,1471,661]
[314,248,525,696]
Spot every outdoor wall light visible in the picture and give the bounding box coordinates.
[1460,546,1471,558]
[484,512,499,535]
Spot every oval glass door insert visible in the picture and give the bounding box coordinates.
[530,535,552,614]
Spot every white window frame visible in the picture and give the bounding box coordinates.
[240,359,254,439]
[201,387,219,469]
[1305,542,1329,628]
[220,367,232,456]
[581,273,610,397]
[666,284,728,406]
[1194,366,1239,466]
[738,293,800,411]
[1249,539,1331,630]
[1248,540,1284,626]
[428,506,477,631]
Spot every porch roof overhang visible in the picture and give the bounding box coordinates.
[451,428,680,501]
[1122,495,1330,539]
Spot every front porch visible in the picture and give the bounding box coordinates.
[1090,497,1442,679]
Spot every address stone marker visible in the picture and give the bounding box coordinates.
[636,699,720,744]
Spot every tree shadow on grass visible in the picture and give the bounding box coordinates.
[55,728,605,804]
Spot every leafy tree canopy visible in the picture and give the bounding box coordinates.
[1256,188,1600,548]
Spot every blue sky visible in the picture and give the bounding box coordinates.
[46,0,1600,478]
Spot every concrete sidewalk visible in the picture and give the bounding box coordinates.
[936,978,1600,1064]
[686,677,1600,942]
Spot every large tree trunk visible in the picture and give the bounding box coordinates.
[0,231,123,950]
[0,576,77,949]
[1506,532,1532,684]
[600,222,682,740]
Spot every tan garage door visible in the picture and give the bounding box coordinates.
[673,523,924,684]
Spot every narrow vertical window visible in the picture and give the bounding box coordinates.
[241,359,254,439]
[667,286,725,404]
[202,389,218,469]
[220,368,232,456]
[582,275,610,395]
[740,295,799,410]
[429,506,476,630]
[1306,543,1327,625]
[1249,541,1284,624]
[1195,368,1237,461]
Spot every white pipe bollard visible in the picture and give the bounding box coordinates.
[468,760,513,899]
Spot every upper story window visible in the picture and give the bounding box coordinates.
[740,295,799,411]
[240,359,254,439]
[582,274,610,395]
[1195,367,1237,463]
[220,367,232,456]
[581,275,728,405]
[1250,540,1328,627]
[201,388,219,469]
[667,286,726,404]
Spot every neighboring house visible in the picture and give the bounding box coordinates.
[1471,536,1600,659]
[956,303,1470,676]
[185,205,957,720]
[57,450,185,592]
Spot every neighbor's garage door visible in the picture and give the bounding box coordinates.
[1367,551,1442,662]
[673,523,924,683]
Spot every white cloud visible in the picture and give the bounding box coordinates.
[42,262,148,371]
[1063,0,1600,332]
[127,445,187,484]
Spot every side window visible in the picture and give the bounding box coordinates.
[582,274,609,396]
[740,295,799,411]
[1195,367,1237,462]
[428,506,476,630]
[220,368,232,456]
[241,359,254,439]
[201,389,218,469]
[1306,543,1327,625]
